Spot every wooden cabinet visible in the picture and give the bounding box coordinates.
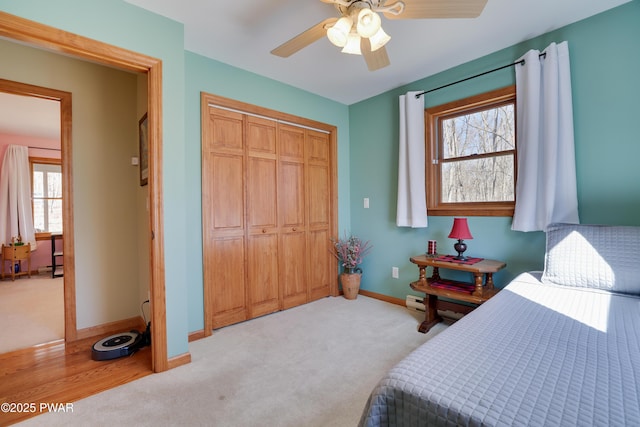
[1,243,32,281]
[202,94,337,332]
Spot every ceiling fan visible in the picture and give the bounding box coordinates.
[271,0,488,71]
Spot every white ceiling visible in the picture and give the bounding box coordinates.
[0,92,60,140]
[0,0,630,141]
[125,0,630,105]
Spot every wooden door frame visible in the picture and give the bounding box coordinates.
[0,12,169,372]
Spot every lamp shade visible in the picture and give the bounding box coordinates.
[448,218,473,240]
[341,31,362,55]
[327,16,353,47]
[368,27,390,52]
[356,9,381,38]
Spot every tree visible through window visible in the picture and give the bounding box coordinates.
[426,86,516,216]
[31,159,63,233]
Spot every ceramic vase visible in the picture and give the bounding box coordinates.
[340,267,362,300]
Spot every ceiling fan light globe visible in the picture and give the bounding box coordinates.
[369,27,391,52]
[327,16,353,47]
[356,9,381,38]
[341,32,362,55]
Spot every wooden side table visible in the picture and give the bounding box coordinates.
[1,243,32,281]
[409,255,506,333]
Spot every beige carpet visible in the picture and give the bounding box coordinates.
[17,295,447,427]
[0,274,64,353]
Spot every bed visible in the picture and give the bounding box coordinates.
[359,223,640,426]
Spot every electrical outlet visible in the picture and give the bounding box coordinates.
[392,267,399,279]
[364,198,370,209]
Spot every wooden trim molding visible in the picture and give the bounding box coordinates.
[76,316,146,341]
[0,11,171,372]
[188,330,206,342]
[358,289,404,306]
[167,352,192,370]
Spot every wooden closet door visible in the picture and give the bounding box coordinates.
[307,130,332,301]
[278,124,308,309]
[202,107,247,330]
[202,92,338,333]
[246,116,280,318]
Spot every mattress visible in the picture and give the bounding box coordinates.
[359,272,640,426]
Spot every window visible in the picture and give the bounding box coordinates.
[30,158,63,233]
[425,86,516,216]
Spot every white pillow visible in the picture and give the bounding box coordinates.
[541,223,640,295]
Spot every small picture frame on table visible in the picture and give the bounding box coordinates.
[138,112,149,186]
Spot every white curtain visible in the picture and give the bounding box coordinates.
[0,145,37,248]
[511,41,579,232]
[396,91,428,228]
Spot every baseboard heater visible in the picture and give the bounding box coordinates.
[406,295,467,321]
[406,295,425,312]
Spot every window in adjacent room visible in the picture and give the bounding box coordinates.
[425,86,516,216]
[31,158,63,233]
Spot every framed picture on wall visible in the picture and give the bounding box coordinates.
[139,112,148,186]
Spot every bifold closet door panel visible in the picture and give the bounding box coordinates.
[246,116,280,318]
[307,130,332,300]
[208,236,247,328]
[202,107,247,330]
[278,124,309,309]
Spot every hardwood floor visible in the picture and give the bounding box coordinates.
[0,336,152,426]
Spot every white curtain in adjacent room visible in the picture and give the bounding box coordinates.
[512,41,579,232]
[0,145,37,248]
[396,91,428,228]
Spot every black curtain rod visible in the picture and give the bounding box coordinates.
[415,52,547,99]
[28,146,60,151]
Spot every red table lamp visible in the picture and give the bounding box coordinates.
[448,218,473,260]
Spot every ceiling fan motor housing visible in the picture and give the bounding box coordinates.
[335,0,403,17]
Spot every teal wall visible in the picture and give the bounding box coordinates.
[183,52,350,332]
[2,0,638,355]
[348,1,640,299]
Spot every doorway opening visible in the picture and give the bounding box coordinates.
[0,82,70,353]
[0,11,168,372]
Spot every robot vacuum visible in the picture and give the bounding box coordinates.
[91,328,147,361]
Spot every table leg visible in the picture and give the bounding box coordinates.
[418,265,427,284]
[485,273,495,290]
[418,294,442,333]
[472,272,484,297]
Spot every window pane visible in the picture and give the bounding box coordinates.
[33,199,45,232]
[31,162,63,232]
[47,171,63,198]
[47,199,63,233]
[33,171,44,198]
[442,105,514,159]
[441,154,515,202]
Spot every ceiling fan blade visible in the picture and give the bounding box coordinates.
[271,17,337,57]
[383,0,488,19]
[361,38,390,71]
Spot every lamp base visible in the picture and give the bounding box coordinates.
[453,239,468,261]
